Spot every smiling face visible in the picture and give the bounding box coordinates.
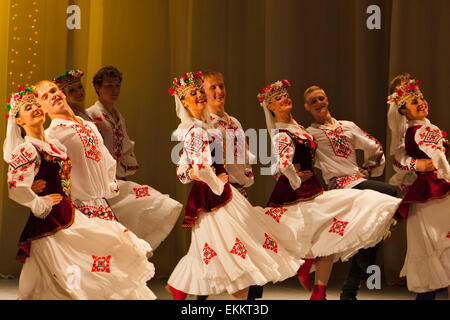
[204,75,226,116]
[267,91,293,118]
[304,89,330,121]
[34,81,71,117]
[401,95,429,121]
[181,87,207,118]
[15,101,46,129]
[64,80,85,109]
[96,76,121,105]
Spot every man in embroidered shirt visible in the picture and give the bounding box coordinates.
[197,70,260,300]
[203,71,255,198]
[304,85,398,300]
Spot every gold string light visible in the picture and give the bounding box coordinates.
[8,1,39,89]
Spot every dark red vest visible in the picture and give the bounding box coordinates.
[182,133,232,228]
[396,126,450,220]
[17,146,75,263]
[267,129,323,207]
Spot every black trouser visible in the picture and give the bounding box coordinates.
[340,179,398,300]
[197,285,263,300]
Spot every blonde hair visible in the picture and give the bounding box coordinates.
[32,80,55,93]
[303,85,325,103]
[203,70,225,82]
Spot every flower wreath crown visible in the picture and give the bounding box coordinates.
[257,80,291,104]
[168,71,203,98]
[388,79,422,107]
[5,86,39,119]
[53,69,84,90]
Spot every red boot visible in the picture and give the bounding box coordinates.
[310,284,327,300]
[297,258,315,291]
[166,284,187,300]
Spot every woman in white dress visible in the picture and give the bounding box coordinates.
[3,86,155,299]
[166,72,304,300]
[387,79,450,297]
[257,80,401,299]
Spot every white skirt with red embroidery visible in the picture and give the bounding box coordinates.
[272,188,401,263]
[168,185,303,296]
[17,209,156,300]
[400,196,450,293]
[106,179,183,250]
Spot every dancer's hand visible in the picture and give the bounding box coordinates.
[217,173,229,184]
[47,194,63,206]
[416,159,436,172]
[358,168,370,179]
[297,170,313,182]
[190,173,201,181]
[31,179,46,193]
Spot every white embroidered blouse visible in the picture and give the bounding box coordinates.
[271,122,315,191]
[176,121,226,195]
[7,136,68,218]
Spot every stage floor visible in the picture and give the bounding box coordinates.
[0,276,447,300]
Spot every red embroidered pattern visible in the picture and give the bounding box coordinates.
[418,126,445,153]
[71,124,102,162]
[330,174,362,189]
[91,255,111,273]
[320,124,352,158]
[202,242,217,265]
[10,147,34,170]
[446,231,450,239]
[275,136,290,156]
[76,204,116,221]
[134,186,150,199]
[264,207,287,223]
[262,233,278,253]
[8,181,16,189]
[329,218,349,237]
[42,150,72,196]
[230,238,247,259]
[393,159,416,171]
[177,165,192,183]
[186,135,205,154]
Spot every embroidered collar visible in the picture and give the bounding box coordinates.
[95,100,122,124]
[25,136,67,158]
[310,118,338,129]
[275,121,312,140]
[408,118,430,128]
[210,112,228,121]
[50,116,90,128]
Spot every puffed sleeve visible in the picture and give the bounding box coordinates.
[415,125,450,182]
[7,143,53,218]
[183,125,225,195]
[349,122,385,177]
[271,131,302,190]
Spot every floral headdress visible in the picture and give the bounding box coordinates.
[168,71,203,99]
[53,69,84,90]
[387,79,422,107]
[257,80,291,105]
[5,86,39,119]
[257,80,291,138]
[3,86,40,162]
